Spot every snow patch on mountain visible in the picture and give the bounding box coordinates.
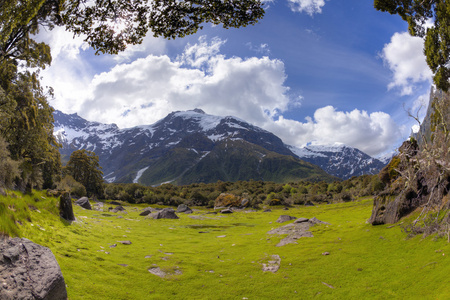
[133,166,150,183]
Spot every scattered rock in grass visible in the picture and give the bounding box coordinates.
[110,205,126,213]
[0,187,7,196]
[93,202,104,211]
[0,238,67,300]
[109,244,117,248]
[148,267,182,278]
[140,207,154,216]
[118,241,132,245]
[268,217,329,246]
[146,208,179,219]
[276,215,296,223]
[221,208,233,214]
[283,207,289,210]
[305,201,315,206]
[262,255,281,273]
[118,264,128,267]
[177,204,192,214]
[145,255,152,259]
[322,282,335,289]
[75,197,92,210]
[322,252,330,256]
[294,218,309,224]
[309,217,329,225]
[59,192,75,221]
[216,235,226,238]
[263,209,272,212]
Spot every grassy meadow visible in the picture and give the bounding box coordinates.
[1,192,450,299]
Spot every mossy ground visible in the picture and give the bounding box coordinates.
[1,192,450,299]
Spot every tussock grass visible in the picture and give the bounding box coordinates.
[1,194,450,299]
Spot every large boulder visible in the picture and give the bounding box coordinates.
[369,140,430,225]
[158,208,179,219]
[75,197,92,210]
[59,192,75,221]
[176,204,192,214]
[0,238,67,300]
[146,208,179,219]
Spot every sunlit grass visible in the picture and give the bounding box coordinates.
[1,193,450,299]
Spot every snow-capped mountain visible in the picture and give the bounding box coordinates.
[288,144,387,179]
[53,109,386,184]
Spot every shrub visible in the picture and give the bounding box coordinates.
[56,175,86,197]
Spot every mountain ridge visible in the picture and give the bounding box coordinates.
[53,109,386,184]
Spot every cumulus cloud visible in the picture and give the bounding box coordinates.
[78,37,290,127]
[287,0,325,15]
[381,32,432,95]
[267,106,401,156]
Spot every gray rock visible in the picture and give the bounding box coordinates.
[294,218,309,224]
[110,205,125,213]
[241,198,249,207]
[117,241,132,245]
[263,209,272,212]
[262,255,281,273]
[276,215,296,223]
[176,204,190,213]
[309,217,329,225]
[220,208,233,214]
[75,197,92,210]
[146,208,179,219]
[139,207,154,216]
[158,208,179,219]
[59,192,75,221]
[0,238,67,300]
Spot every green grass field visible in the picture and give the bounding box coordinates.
[2,192,450,299]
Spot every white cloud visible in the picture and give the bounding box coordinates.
[287,0,325,15]
[77,37,291,128]
[381,32,432,95]
[35,26,89,60]
[266,106,401,156]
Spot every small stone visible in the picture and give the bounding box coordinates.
[322,252,330,256]
[118,241,132,245]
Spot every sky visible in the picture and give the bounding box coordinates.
[36,0,433,158]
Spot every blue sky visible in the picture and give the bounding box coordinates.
[37,0,433,157]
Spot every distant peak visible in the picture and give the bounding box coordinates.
[192,108,205,114]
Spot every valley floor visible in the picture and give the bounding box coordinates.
[3,194,450,299]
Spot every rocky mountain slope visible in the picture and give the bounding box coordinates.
[289,144,386,179]
[53,109,385,185]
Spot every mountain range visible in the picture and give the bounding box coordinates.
[53,109,386,185]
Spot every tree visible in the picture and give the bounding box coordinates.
[374,0,450,91]
[1,0,265,57]
[0,136,20,189]
[0,61,61,191]
[65,150,104,197]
